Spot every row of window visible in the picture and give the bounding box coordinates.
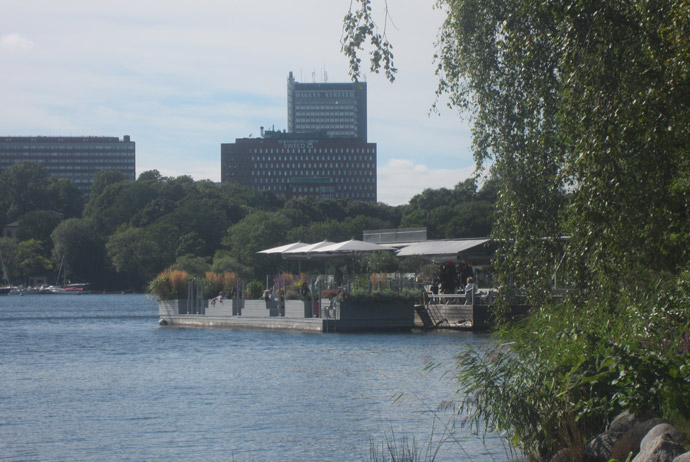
[49,170,133,177]
[249,148,374,155]
[41,159,133,164]
[252,176,375,184]
[294,104,356,111]
[251,162,374,170]
[2,151,134,157]
[295,120,357,125]
[2,145,133,151]
[295,90,356,99]
[255,183,374,192]
[249,155,374,163]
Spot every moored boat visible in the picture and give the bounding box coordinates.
[45,283,91,294]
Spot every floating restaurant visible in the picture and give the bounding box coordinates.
[158,229,509,332]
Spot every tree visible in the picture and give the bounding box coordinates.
[17,239,53,281]
[176,232,206,259]
[343,0,690,456]
[84,180,160,234]
[48,178,84,218]
[51,218,107,285]
[90,170,128,199]
[221,211,292,279]
[0,162,54,221]
[0,237,19,284]
[106,227,162,290]
[171,254,210,278]
[17,210,63,245]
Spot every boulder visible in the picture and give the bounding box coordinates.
[585,411,641,462]
[550,448,574,462]
[640,424,687,452]
[610,418,664,461]
[632,433,686,462]
[673,452,690,462]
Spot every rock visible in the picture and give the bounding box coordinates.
[610,411,642,435]
[585,432,618,462]
[640,424,686,452]
[611,418,665,461]
[632,433,686,462]
[550,448,573,462]
[673,452,690,462]
[585,411,643,462]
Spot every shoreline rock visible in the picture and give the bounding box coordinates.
[551,411,689,462]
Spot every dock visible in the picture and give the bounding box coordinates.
[159,297,416,333]
[415,292,530,330]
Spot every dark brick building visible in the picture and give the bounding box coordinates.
[221,130,376,202]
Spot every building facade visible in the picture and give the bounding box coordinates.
[221,131,376,202]
[287,72,367,142]
[0,135,135,195]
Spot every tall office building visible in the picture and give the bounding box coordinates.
[287,71,367,142]
[0,135,136,196]
[221,130,377,202]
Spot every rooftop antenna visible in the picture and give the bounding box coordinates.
[312,70,316,82]
[324,69,328,83]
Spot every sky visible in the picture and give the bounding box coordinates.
[1,0,476,206]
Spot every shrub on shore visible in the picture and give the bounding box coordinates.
[148,269,238,300]
[454,270,690,459]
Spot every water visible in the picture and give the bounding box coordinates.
[1,294,516,461]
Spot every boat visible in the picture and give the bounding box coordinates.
[44,283,91,294]
[0,286,10,295]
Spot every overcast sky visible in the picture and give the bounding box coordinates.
[1,0,475,206]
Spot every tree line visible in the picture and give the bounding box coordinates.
[0,161,499,290]
[343,0,690,457]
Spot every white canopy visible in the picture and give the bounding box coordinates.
[314,239,396,253]
[257,242,308,254]
[396,239,489,257]
[280,241,336,260]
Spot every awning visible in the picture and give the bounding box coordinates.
[257,242,308,254]
[313,239,396,253]
[396,239,490,257]
[281,241,336,260]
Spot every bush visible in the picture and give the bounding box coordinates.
[455,271,690,459]
[345,288,419,306]
[148,269,240,300]
[148,269,189,300]
[246,280,264,299]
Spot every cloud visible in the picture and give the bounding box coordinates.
[377,158,476,206]
[0,33,36,51]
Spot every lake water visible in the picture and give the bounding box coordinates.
[1,294,518,461]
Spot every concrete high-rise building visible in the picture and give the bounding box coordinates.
[287,71,367,142]
[221,129,376,202]
[0,135,135,196]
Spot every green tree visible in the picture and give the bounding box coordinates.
[17,239,53,281]
[368,250,398,273]
[176,232,206,258]
[343,0,690,456]
[221,211,291,279]
[90,170,128,199]
[106,227,162,290]
[171,254,210,278]
[0,162,54,221]
[137,169,165,183]
[17,210,63,245]
[84,180,160,234]
[48,178,84,218]
[0,237,19,285]
[51,218,107,285]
